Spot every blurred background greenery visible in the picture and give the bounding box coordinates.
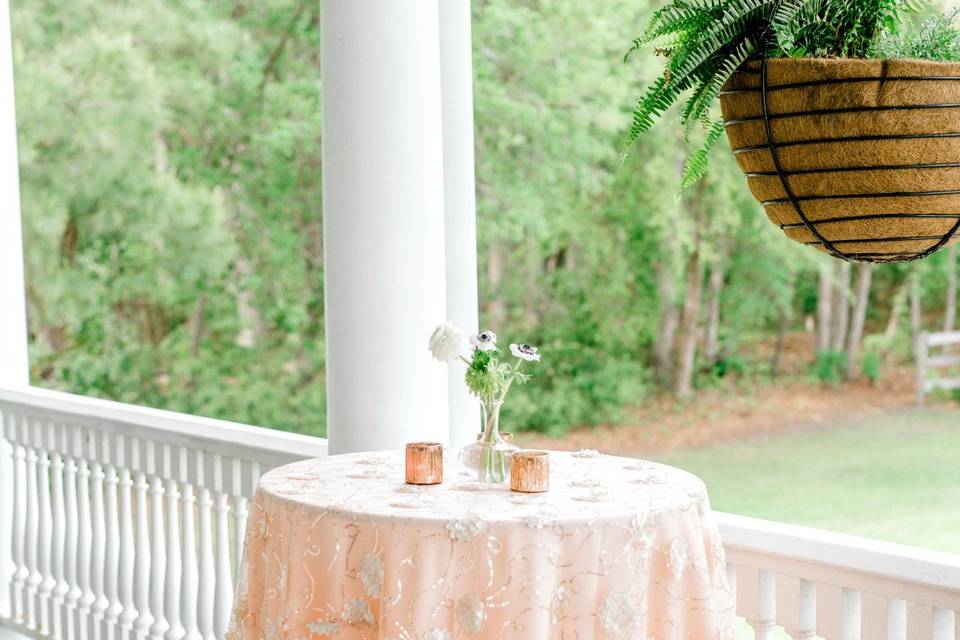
[12,0,960,440]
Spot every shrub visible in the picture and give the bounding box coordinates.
[814,350,847,386]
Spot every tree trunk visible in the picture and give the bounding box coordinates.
[673,234,704,399]
[771,312,790,378]
[830,261,851,352]
[883,280,908,364]
[845,263,873,379]
[704,257,725,365]
[235,256,266,348]
[653,239,680,386]
[816,261,832,355]
[945,246,957,332]
[191,295,207,357]
[910,272,922,340]
[485,244,507,328]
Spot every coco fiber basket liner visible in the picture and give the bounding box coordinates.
[720,57,960,263]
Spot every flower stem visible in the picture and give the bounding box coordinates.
[496,358,524,404]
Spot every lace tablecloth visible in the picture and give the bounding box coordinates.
[227,450,735,639]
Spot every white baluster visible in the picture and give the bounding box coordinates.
[164,476,185,640]
[63,447,80,640]
[24,431,40,630]
[51,434,68,639]
[213,490,233,638]
[737,566,775,640]
[77,455,95,636]
[37,443,55,635]
[179,452,200,640]
[118,448,138,631]
[931,608,955,640]
[90,457,109,625]
[232,459,252,573]
[841,588,861,640]
[197,483,215,640]
[886,599,906,640]
[9,417,27,624]
[725,564,737,609]
[131,445,153,636]
[148,472,168,640]
[104,461,123,628]
[776,575,816,640]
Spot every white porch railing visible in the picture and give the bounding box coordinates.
[719,513,960,639]
[0,385,957,640]
[0,385,326,640]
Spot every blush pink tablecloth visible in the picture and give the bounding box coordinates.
[227,450,735,639]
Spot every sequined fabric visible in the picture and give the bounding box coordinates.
[227,450,735,639]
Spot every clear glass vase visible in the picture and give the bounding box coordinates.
[459,399,518,483]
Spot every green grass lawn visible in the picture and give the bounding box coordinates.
[654,408,960,554]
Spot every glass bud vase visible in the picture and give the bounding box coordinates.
[459,399,518,483]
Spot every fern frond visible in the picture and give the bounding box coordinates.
[771,0,812,53]
[626,76,689,147]
[680,120,726,189]
[663,0,770,89]
[680,37,757,127]
[630,2,721,59]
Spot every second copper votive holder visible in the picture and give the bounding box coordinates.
[510,450,549,493]
[405,442,443,485]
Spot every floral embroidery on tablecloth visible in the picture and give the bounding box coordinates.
[630,512,658,551]
[359,553,383,598]
[550,585,570,624]
[341,598,374,626]
[600,590,646,637]
[446,514,486,542]
[571,448,601,458]
[306,620,341,635]
[572,487,613,502]
[456,595,486,636]
[668,539,688,582]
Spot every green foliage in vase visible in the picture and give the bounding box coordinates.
[625,0,929,187]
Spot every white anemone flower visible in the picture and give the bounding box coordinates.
[510,343,541,362]
[429,323,464,362]
[470,330,498,352]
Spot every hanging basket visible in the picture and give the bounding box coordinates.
[720,57,960,263]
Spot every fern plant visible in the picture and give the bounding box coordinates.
[870,9,960,61]
[626,0,924,187]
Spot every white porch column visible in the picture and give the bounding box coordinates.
[439,0,480,448]
[0,0,28,621]
[322,0,449,454]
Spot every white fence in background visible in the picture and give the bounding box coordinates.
[0,385,327,640]
[0,385,958,639]
[916,331,960,406]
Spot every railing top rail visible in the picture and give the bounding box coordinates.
[716,512,960,593]
[924,329,960,346]
[0,384,327,466]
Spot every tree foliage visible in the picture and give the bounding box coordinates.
[14,0,954,438]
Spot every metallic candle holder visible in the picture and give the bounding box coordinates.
[405,442,443,485]
[510,450,549,493]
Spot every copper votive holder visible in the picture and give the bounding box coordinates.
[510,450,549,493]
[405,442,443,485]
